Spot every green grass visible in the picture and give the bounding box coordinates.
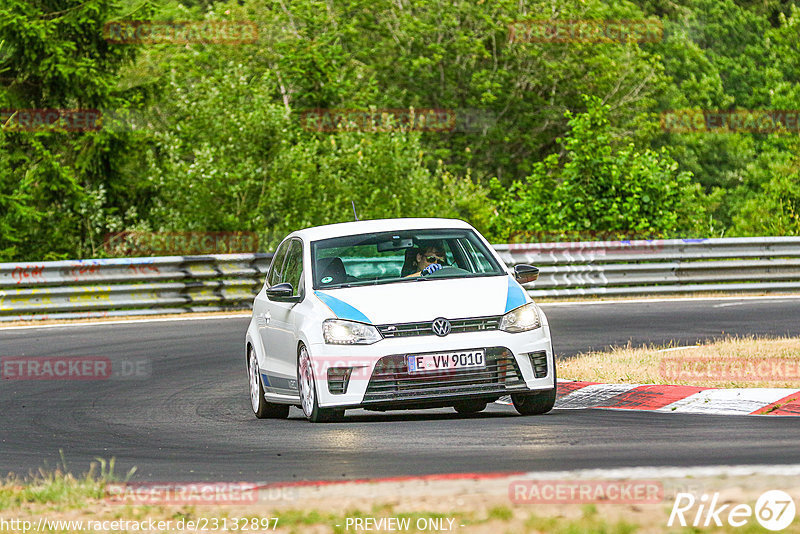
[0,455,135,511]
[487,505,514,521]
[524,504,638,534]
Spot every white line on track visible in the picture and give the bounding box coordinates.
[517,464,800,480]
[655,346,700,353]
[539,294,800,307]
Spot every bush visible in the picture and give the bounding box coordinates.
[491,96,706,242]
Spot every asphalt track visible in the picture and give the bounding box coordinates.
[1,297,799,482]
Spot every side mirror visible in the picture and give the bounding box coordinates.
[514,264,539,284]
[266,282,294,301]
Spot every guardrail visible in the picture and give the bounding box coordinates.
[494,236,800,297]
[1,237,799,321]
[0,254,272,322]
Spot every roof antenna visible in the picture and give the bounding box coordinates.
[351,200,359,221]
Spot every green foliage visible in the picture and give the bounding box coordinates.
[649,0,800,235]
[0,0,146,260]
[731,138,800,236]
[361,0,670,181]
[492,96,703,241]
[142,63,493,248]
[2,0,800,261]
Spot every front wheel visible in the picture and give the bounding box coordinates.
[249,349,290,419]
[511,388,556,415]
[297,345,343,423]
[512,361,557,416]
[453,400,487,414]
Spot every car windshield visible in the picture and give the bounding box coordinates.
[311,228,505,289]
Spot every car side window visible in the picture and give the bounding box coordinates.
[267,240,291,287]
[281,239,304,297]
[459,238,492,273]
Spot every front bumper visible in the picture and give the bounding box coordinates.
[308,326,555,408]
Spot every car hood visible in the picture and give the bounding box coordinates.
[313,275,528,324]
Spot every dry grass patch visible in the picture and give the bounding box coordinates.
[559,335,800,388]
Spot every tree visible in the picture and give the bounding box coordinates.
[491,96,704,241]
[0,0,145,260]
[140,63,494,248]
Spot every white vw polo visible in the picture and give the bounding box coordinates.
[245,218,556,422]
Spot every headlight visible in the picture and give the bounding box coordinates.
[322,319,382,344]
[499,302,541,332]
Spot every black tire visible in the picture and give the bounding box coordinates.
[453,400,488,414]
[512,359,557,416]
[248,348,290,419]
[297,345,344,423]
[511,388,556,415]
[312,407,345,423]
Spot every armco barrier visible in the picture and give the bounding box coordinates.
[494,236,800,297]
[1,237,799,321]
[0,254,272,321]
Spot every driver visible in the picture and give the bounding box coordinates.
[405,241,447,277]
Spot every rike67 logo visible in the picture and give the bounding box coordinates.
[669,490,796,531]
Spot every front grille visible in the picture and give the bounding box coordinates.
[376,316,502,338]
[362,347,526,403]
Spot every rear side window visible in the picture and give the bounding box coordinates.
[267,240,291,287]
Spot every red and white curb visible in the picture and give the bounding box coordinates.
[501,381,800,415]
[247,463,800,491]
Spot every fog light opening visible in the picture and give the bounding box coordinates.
[528,351,548,379]
[327,367,353,394]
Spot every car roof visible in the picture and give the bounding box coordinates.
[288,218,474,242]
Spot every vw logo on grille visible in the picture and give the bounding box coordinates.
[432,317,451,337]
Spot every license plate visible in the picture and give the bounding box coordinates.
[407,350,486,373]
